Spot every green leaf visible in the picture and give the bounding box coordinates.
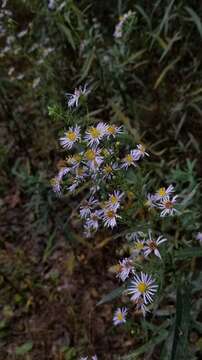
[170,281,191,360]
[15,341,33,355]
[174,247,202,260]
[185,6,202,38]
[79,50,95,82]
[97,286,125,306]
[154,56,181,89]
[121,330,168,359]
[58,24,76,50]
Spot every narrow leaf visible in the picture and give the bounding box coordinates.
[97,286,125,306]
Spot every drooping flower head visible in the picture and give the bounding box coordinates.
[113,307,127,325]
[116,258,135,282]
[66,83,90,108]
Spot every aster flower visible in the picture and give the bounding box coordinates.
[116,258,135,282]
[196,232,202,246]
[155,185,174,201]
[85,148,104,170]
[101,162,118,180]
[133,298,149,317]
[131,144,149,160]
[84,122,107,146]
[128,272,158,304]
[66,83,90,108]
[102,208,121,229]
[106,191,124,211]
[66,153,83,168]
[59,125,81,149]
[106,124,122,138]
[158,195,178,217]
[67,181,79,193]
[121,151,137,169]
[113,307,127,326]
[130,239,145,256]
[144,231,167,259]
[113,10,134,39]
[80,197,98,219]
[85,210,102,230]
[50,176,61,194]
[145,193,157,209]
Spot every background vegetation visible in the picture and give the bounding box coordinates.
[0,0,202,359]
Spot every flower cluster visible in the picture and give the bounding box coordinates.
[51,101,149,236]
[114,10,136,38]
[146,185,179,217]
[113,230,167,321]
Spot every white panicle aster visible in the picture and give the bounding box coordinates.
[80,197,98,219]
[106,124,122,138]
[121,151,137,169]
[116,258,135,282]
[51,176,61,195]
[66,83,90,108]
[106,191,124,211]
[155,185,174,201]
[144,231,167,259]
[102,162,118,180]
[84,122,107,146]
[131,239,145,256]
[131,144,149,160]
[113,10,134,38]
[113,307,127,326]
[158,195,178,217]
[59,125,81,149]
[86,210,102,230]
[196,232,202,246]
[128,272,158,304]
[145,193,157,209]
[102,208,120,229]
[85,148,104,170]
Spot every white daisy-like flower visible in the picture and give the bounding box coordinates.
[85,148,104,170]
[66,153,83,168]
[74,166,88,181]
[106,124,122,138]
[66,83,90,108]
[106,191,124,211]
[86,210,102,230]
[113,307,127,326]
[102,208,121,229]
[113,10,134,38]
[133,298,149,317]
[101,162,118,180]
[196,232,202,246]
[51,176,61,194]
[80,197,98,219]
[128,272,158,304]
[145,193,157,209]
[144,231,167,259]
[155,185,175,201]
[116,258,135,282]
[121,151,137,169]
[131,144,149,160]
[59,125,81,149]
[84,122,107,146]
[158,195,178,217]
[130,239,145,256]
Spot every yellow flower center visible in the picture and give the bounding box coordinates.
[89,127,101,139]
[85,149,96,161]
[74,154,82,162]
[104,165,112,173]
[50,178,58,186]
[66,131,77,141]
[110,195,117,204]
[107,125,116,134]
[117,312,123,321]
[134,242,144,250]
[106,210,115,218]
[125,154,133,163]
[137,282,148,293]
[158,187,166,197]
